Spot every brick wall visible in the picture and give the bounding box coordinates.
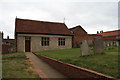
[69,26,102,47]
[87,35,103,45]
[33,52,116,80]
[2,45,10,54]
[70,26,88,47]
[2,44,16,54]
[2,39,16,54]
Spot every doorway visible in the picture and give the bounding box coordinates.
[25,37,31,52]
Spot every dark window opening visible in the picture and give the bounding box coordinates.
[42,37,49,46]
[58,38,65,46]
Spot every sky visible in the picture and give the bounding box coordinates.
[0,0,119,39]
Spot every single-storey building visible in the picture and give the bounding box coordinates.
[15,18,73,52]
[97,30,120,46]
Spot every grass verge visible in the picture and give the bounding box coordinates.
[37,46,119,78]
[2,53,39,78]
[2,52,26,58]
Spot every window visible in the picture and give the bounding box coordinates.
[42,37,49,46]
[58,38,65,46]
[116,35,120,38]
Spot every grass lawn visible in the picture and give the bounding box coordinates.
[2,52,26,58]
[37,46,119,78]
[2,53,39,78]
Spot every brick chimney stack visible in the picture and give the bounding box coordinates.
[7,36,9,39]
[100,30,103,33]
[97,31,99,34]
[2,32,3,39]
[101,30,103,33]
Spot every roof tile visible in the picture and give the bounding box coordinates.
[97,30,120,37]
[15,18,72,35]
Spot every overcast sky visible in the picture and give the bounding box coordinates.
[0,0,119,39]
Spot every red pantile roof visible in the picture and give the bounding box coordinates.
[103,37,120,40]
[69,25,87,33]
[88,34,102,36]
[15,18,72,36]
[97,30,120,37]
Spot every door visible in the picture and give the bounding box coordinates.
[25,37,31,52]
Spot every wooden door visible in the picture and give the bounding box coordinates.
[25,37,31,52]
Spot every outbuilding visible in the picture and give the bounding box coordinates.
[15,18,72,52]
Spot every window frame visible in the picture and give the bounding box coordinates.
[58,38,65,46]
[41,37,50,46]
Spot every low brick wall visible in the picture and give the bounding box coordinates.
[33,52,116,80]
[2,44,16,54]
[2,45,10,54]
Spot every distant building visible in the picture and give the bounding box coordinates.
[15,18,73,52]
[69,25,102,47]
[97,30,120,46]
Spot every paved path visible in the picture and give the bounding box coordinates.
[25,52,67,78]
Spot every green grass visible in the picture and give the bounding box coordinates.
[37,46,119,78]
[2,52,26,58]
[38,48,80,59]
[104,46,119,52]
[2,53,39,78]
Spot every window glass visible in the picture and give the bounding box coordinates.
[58,38,65,46]
[42,37,49,46]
